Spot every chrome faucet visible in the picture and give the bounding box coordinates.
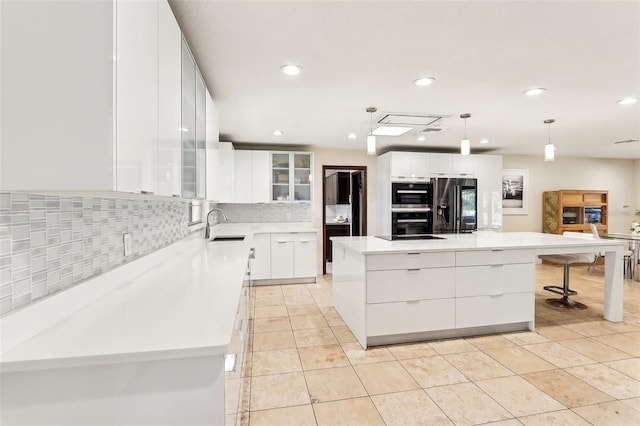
[204,208,230,239]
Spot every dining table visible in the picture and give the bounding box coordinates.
[603,233,640,281]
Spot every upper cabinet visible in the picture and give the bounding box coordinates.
[233,150,270,203]
[271,152,313,202]
[390,152,429,180]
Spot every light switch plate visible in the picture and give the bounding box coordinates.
[123,233,132,257]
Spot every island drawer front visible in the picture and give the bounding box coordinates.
[271,232,317,243]
[366,252,455,271]
[367,268,455,303]
[455,249,534,266]
[455,264,535,297]
[367,299,455,336]
[455,292,534,329]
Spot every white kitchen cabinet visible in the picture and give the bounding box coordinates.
[293,233,317,278]
[195,71,207,199]
[390,152,430,180]
[264,232,317,282]
[250,233,271,280]
[233,151,252,203]
[205,143,234,203]
[473,154,503,230]
[452,155,475,175]
[430,153,452,175]
[271,152,313,202]
[157,0,182,197]
[233,150,270,203]
[270,235,294,279]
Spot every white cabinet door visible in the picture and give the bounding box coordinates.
[411,153,430,179]
[205,143,234,202]
[456,293,534,329]
[251,233,271,280]
[452,155,475,176]
[430,153,452,175]
[367,299,455,336]
[474,155,503,230]
[251,151,270,203]
[271,235,294,279]
[157,0,182,197]
[390,152,413,178]
[293,233,317,278]
[233,151,252,203]
[116,0,159,194]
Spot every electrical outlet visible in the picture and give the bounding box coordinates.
[286,213,292,220]
[123,233,132,257]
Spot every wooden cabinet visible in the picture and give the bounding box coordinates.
[325,224,350,262]
[543,190,608,234]
[325,172,350,205]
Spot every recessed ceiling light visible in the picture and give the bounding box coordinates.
[372,126,413,136]
[480,138,489,144]
[523,88,546,96]
[272,129,283,136]
[617,97,638,105]
[413,77,435,87]
[347,133,357,139]
[280,64,302,75]
[417,135,426,141]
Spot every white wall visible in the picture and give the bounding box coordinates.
[502,155,638,233]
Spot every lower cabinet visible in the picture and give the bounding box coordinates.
[367,299,455,336]
[251,231,318,283]
[325,224,350,262]
[250,233,271,280]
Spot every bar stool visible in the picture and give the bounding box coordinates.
[538,232,596,310]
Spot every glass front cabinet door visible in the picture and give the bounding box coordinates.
[271,152,313,202]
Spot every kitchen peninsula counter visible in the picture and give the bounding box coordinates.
[331,232,624,349]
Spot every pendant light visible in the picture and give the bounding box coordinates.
[544,119,555,162]
[460,113,471,156]
[366,107,377,156]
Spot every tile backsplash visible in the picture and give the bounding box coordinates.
[218,203,311,223]
[0,192,191,316]
[326,204,352,223]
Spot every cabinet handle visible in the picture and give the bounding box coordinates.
[491,249,504,252]
[407,268,420,272]
[299,240,309,243]
[408,252,421,256]
[491,264,504,267]
[277,241,288,244]
[489,293,503,297]
[224,354,237,373]
[406,300,420,304]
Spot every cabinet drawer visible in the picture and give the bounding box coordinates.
[367,268,455,303]
[456,264,535,297]
[367,299,455,336]
[456,249,534,266]
[456,292,534,329]
[291,232,317,243]
[367,251,455,271]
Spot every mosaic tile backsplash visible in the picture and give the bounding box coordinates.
[0,192,191,316]
[218,203,311,223]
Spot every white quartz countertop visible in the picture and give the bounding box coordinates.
[331,232,625,254]
[0,222,316,373]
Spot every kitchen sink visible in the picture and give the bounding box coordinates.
[211,235,245,242]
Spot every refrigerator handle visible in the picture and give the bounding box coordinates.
[454,185,461,233]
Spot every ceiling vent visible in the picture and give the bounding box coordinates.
[377,113,447,127]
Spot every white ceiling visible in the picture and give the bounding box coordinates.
[169,0,640,159]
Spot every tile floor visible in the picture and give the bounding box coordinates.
[228,263,640,425]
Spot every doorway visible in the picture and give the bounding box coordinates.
[322,165,367,275]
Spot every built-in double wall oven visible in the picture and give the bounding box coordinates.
[391,182,433,237]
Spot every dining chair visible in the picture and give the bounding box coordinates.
[590,224,635,278]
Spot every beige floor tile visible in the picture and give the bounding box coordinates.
[604,358,640,381]
[425,382,513,425]
[253,316,292,333]
[445,351,514,381]
[593,333,640,356]
[624,331,640,342]
[371,390,453,426]
[304,366,367,403]
[465,334,516,350]
[285,304,320,316]
[253,295,285,308]
[475,375,566,417]
[226,377,243,415]
[484,346,556,374]
[248,405,317,426]
[319,306,337,316]
[254,305,289,319]
[558,320,614,337]
[620,396,640,413]
[250,372,310,411]
[387,342,438,359]
[254,286,283,298]
[305,282,332,295]
[331,325,357,344]
[354,361,421,395]
[428,338,478,355]
[293,327,338,347]
[289,313,329,330]
[485,420,524,426]
[558,337,632,362]
[503,331,550,345]
[281,285,311,297]
[285,295,316,306]
[521,370,614,408]
[313,397,385,426]
[252,330,296,352]
[600,321,640,334]
[565,364,640,399]
[518,409,591,426]
[323,312,346,327]
[534,324,584,341]
[522,341,595,368]
[341,342,395,365]
[312,294,333,307]
[252,348,302,376]
[298,344,350,370]
[572,400,640,426]
[401,356,468,388]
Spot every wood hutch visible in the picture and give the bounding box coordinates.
[543,190,608,235]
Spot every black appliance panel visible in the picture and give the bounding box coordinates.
[392,211,433,237]
[392,182,432,209]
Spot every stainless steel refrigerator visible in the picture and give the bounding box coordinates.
[431,177,478,233]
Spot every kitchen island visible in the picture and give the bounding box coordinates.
[331,232,624,349]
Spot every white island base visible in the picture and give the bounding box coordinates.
[331,232,624,349]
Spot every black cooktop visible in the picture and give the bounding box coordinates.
[376,235,445,241]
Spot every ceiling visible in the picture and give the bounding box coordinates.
[169,0,640,159]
